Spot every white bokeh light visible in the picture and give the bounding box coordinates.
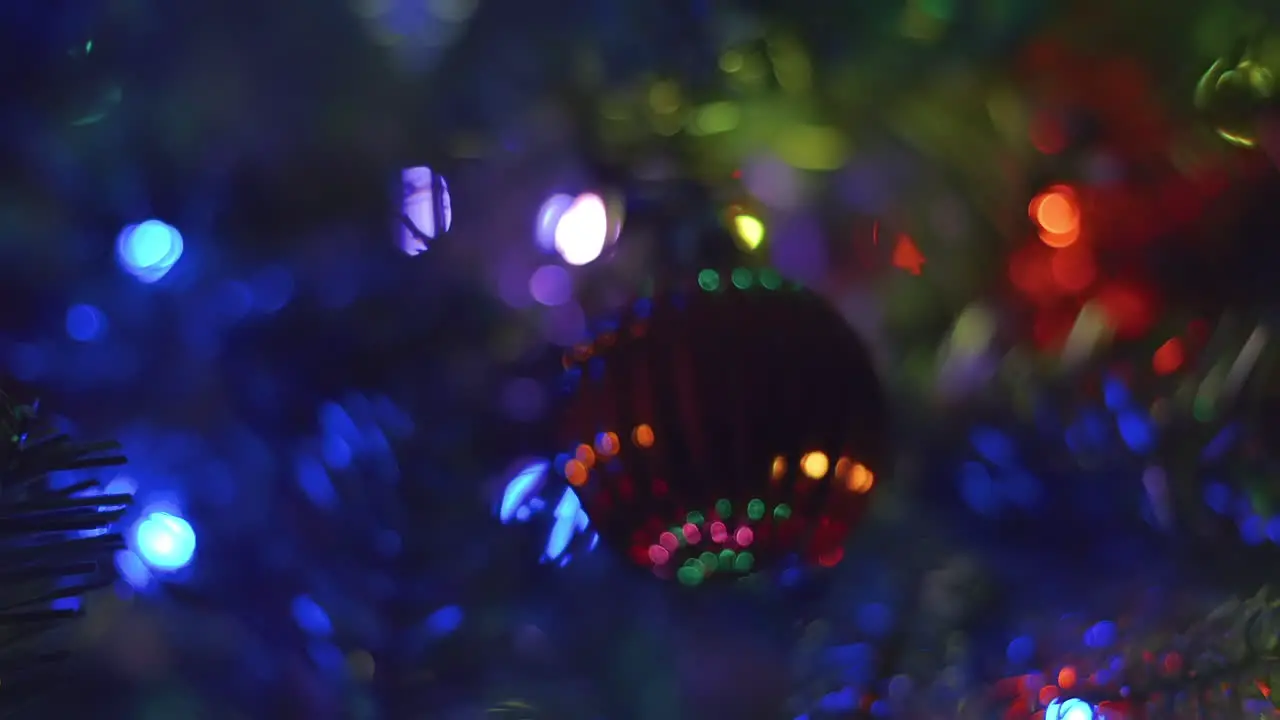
[553,193,609,266]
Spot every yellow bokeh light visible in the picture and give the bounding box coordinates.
[632,424,655,448]
[800,451,829,479]
[733,214,765,251]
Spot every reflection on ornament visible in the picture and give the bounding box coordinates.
[555,267,890,585]
[1195,50,1276,148]
[399,166,452,255]
[1045,696,1095,720]
[62,39,123,127]
[489,699,539,717]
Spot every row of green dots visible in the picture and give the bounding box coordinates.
[676,550,756,586]
[697,267,788,292]
[700,499,790,524]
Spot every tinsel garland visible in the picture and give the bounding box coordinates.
[0,391,132,717]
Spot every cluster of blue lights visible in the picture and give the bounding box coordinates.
[960,374,1162,518]
[792,614,1118,718]
[1006,620,1116,669]
[1195,416,1280,545]
[497,460,597,564]
[1090,375,1155,454]
[295,395,414,511]
[961,427,1045,516]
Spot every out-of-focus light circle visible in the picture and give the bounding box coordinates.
[425,605,464,637]
[554,193,609,266]
[116,219,184,283]
[800,451,829,479]
[399,166,452,255]
[535,194,575,251]
[732,213,765,251]
[65,303,107,342]
[291,595,334,637]
[1045,698,1094,720]
[1030,186,1081,248]
[1006,635,1034,664]
[133,510,197,571]
[529,264,572,306]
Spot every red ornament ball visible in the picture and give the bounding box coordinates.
[554,267,890,584]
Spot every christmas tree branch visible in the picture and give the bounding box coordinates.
[0,390,133,715]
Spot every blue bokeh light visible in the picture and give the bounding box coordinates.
[1083,621,1116,648]
[425,605,463,637]
[65,303,107,342]
[116,219,185,283]
[1115,410,1154,453]
[292,595,334,637]
[133,510,197,571]
[1006,635,1034,665]
[970,426,1015,467]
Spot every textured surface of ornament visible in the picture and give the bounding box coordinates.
[555,267,890,584]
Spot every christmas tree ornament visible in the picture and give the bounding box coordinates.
[554,266,890,585]
[0,392,131,714]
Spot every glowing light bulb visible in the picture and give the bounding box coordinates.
[116,219,184,283]
[800,451,829,479]
[132,510,196,571]
[554,193,609,266]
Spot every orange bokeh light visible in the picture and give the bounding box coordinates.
[1030,186,1081,248]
